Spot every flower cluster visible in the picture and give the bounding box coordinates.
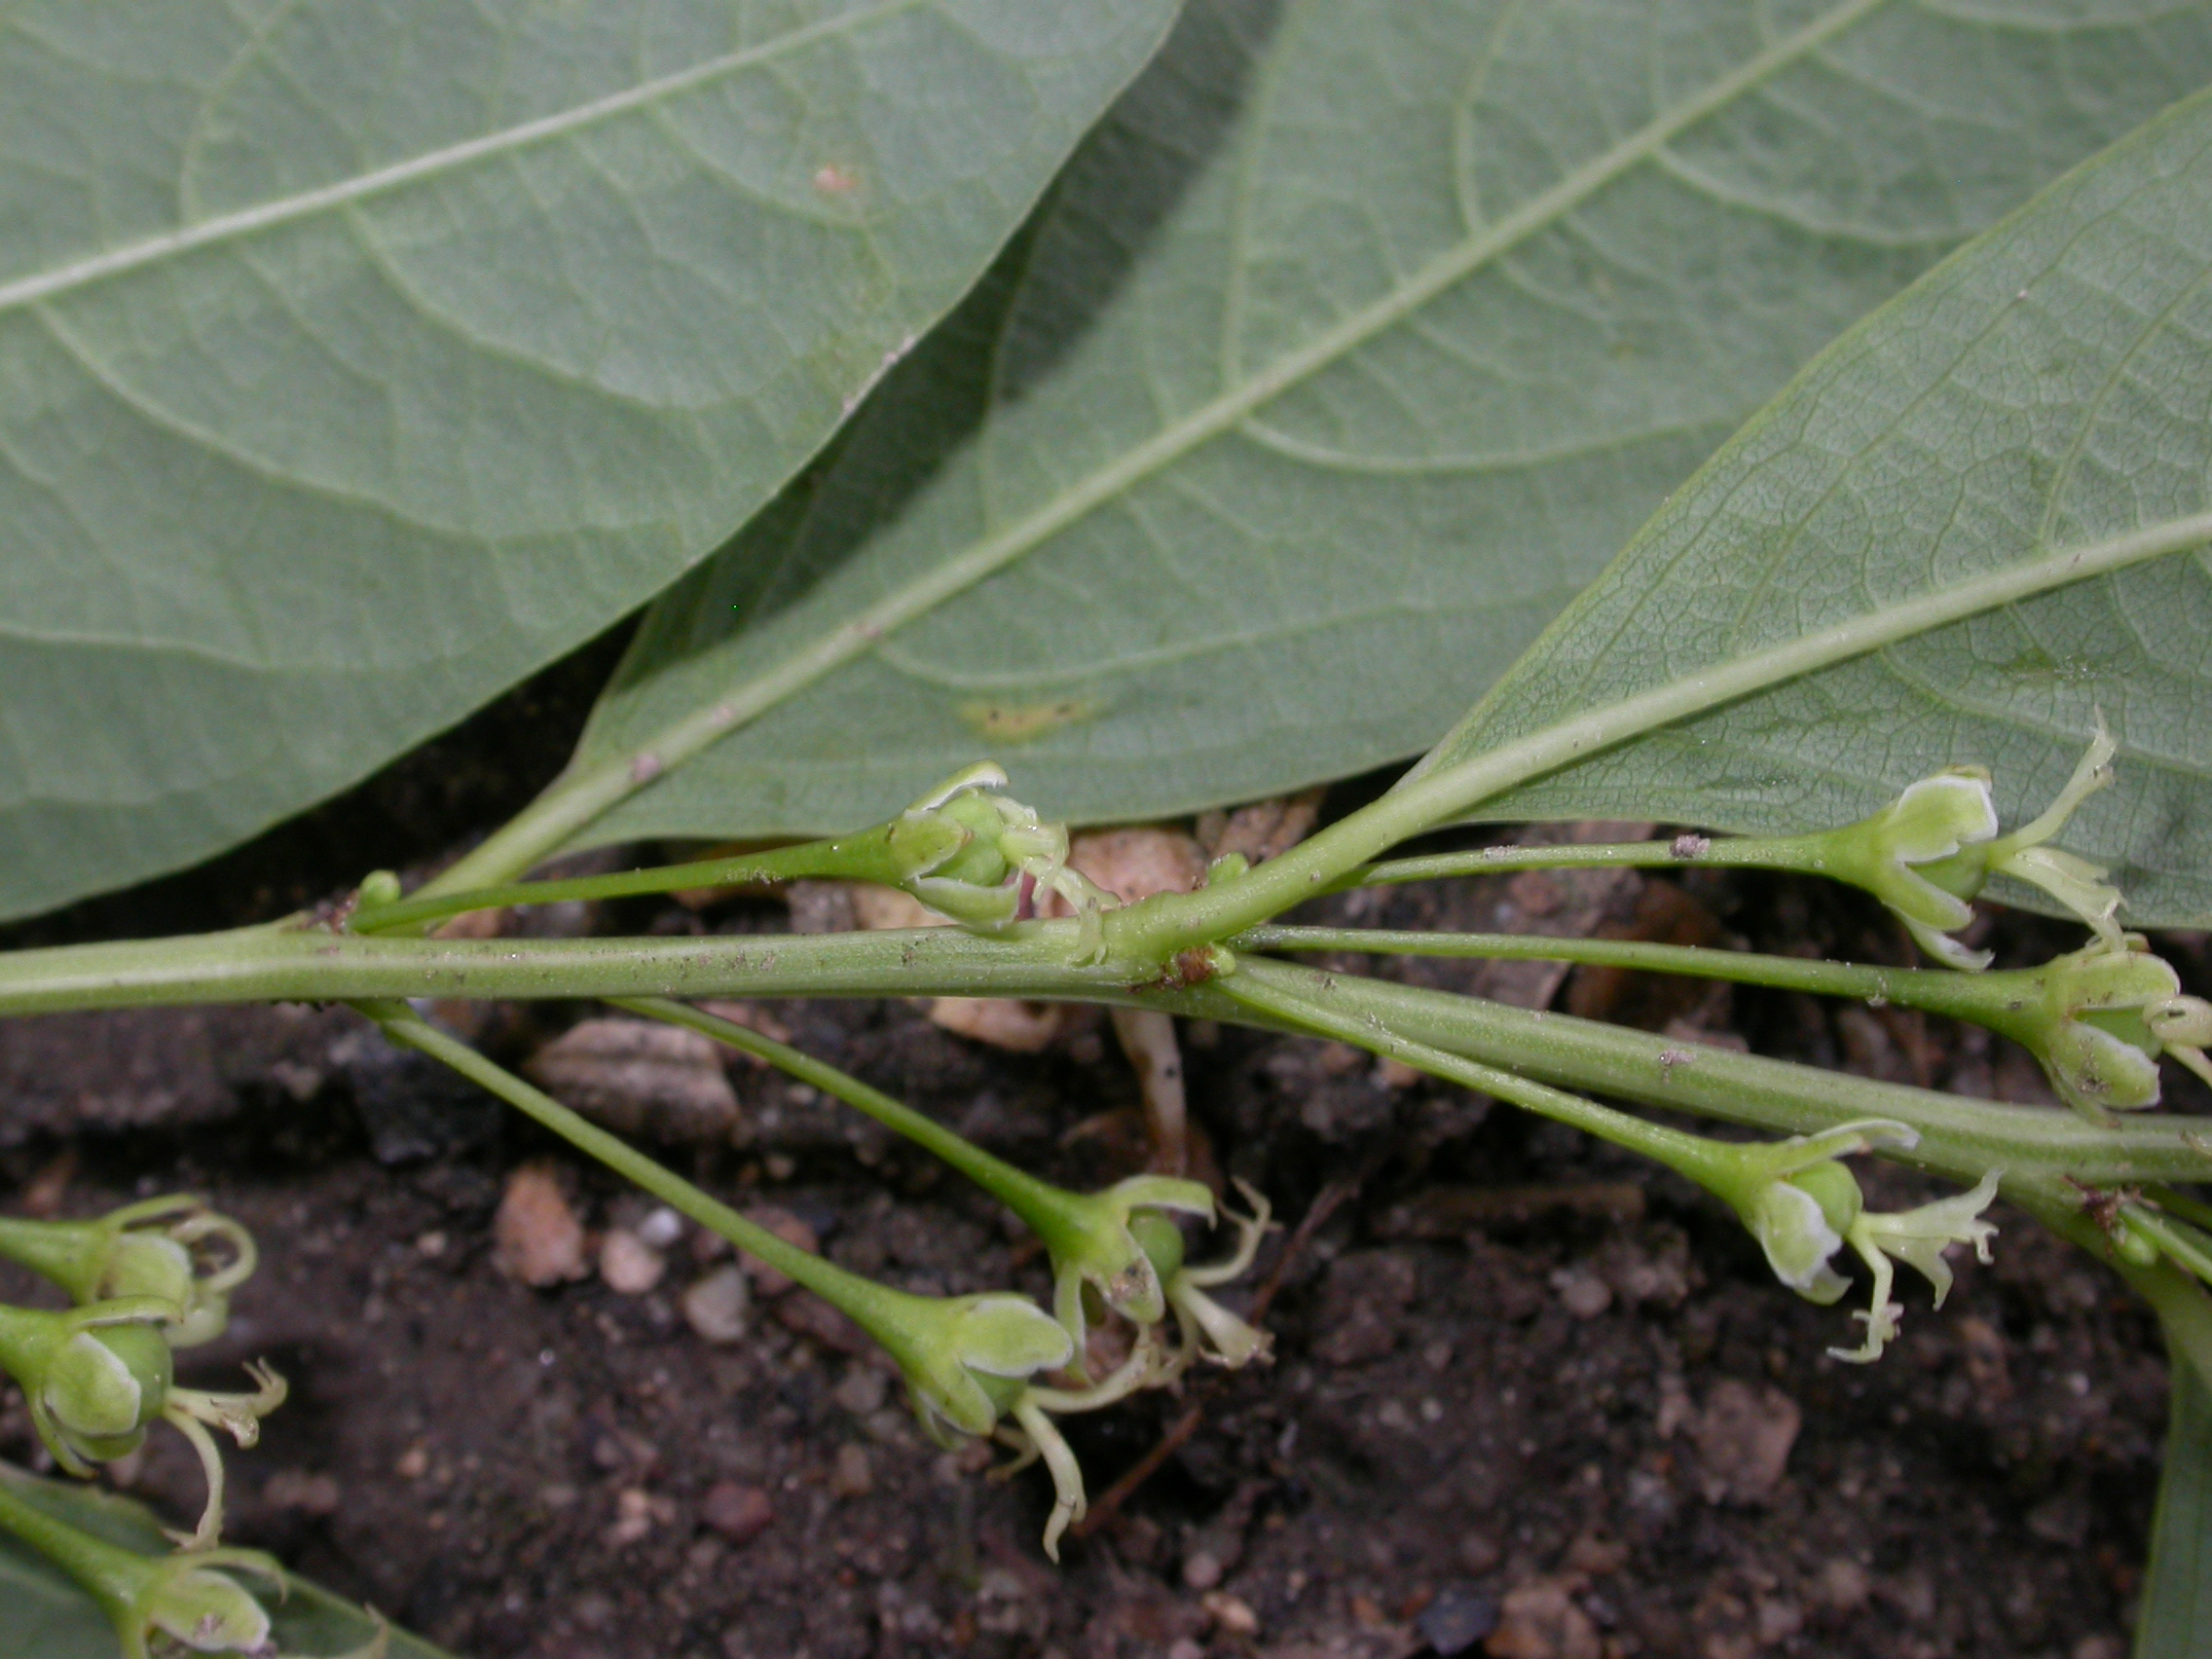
[866,1177,1272,1559]
[0,1198,283,1550]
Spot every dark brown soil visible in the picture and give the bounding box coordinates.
[1,655,2196,1659]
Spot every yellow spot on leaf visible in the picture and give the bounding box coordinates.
[959,697,1098,743]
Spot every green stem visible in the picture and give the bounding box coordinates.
[353,826,916,936]
[4,919,2208,1187]
[2150,1186,2212,1233]
[360,1001,934,1345]
[1354,837,1809,886]
[0,1473,145,1615]
[612,997,1078,1225]
[1216,958,2212,1380]
[1234,925,2002,1014]
[0,920,1125,1015]
[1185,957,2212,1188]
[1215,969,1784,1195]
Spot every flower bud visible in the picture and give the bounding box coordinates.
[46,1323,173,1462]
[888,764,1114,957]
[0,1196,258,1348]
[1744,1161,1862,1305]
[145,1562,276,1655]
[0,1300,176,1476]
[1971,939,2212,1120]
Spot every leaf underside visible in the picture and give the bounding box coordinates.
[2136,1356,2212,1659]
[1423,81,2212,928]
[578,0,2212,850]
[0,0,1177,920]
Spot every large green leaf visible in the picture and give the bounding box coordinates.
[0,1468,452,1658]
[562,0,2212,857]
[0,0,1178,920]
[1416,83,2212,927]
[2138,1356,2212,1658]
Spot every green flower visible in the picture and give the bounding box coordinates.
[0,1476,391,1659]
[885,764,1116,958]
[1750,728,2122,970]
[1664,1122,2002,1362]
[80,1540,287,1659]
[879,1290,1075,1446]
[1132,1180,1275,1372]
[1830,1172,2002,1365]
[0,1196,257,1348]
[853,1279,1168,1561]
[1690,1121,1916,1305]
[0,1299,287,1549]
[1972,938,2212,1121]
[1025,1175,1216,1370]
[0,1300,176,1475]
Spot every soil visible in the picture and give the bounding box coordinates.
[0,651,2199,1659]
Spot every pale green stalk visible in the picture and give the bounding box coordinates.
[350,824,924,936]
[358,1000,930,1339]
[1212,959,2212,1385]
[612,996,1076,1221]
[1189,958,2212,1189]
[0,920,1124,1016]
[1354,840,1809,885]
[1235,926,1991,1010]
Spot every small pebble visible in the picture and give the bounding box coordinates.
[1200,1591,1260,1638]
[681,1266,751,1345]
[599,1228,666,1295]
[1182,1549,1222,1591]
[701,1480,774,1545]
[492,1165,589,1287]
[1417,1584,1499,1656]
[830,1366,888,1416]
[636,1206,684,1249]
[1457,1530,1502,1574]
[1693,1379,1801,1504]
[1816,1557,1869,1611]
[829,1445,873,1498]
[1549,1265,1612,1320]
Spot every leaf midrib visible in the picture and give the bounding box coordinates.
[0,0,929,314]
[1406,507,2212,831]
[592,0,1892,777]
